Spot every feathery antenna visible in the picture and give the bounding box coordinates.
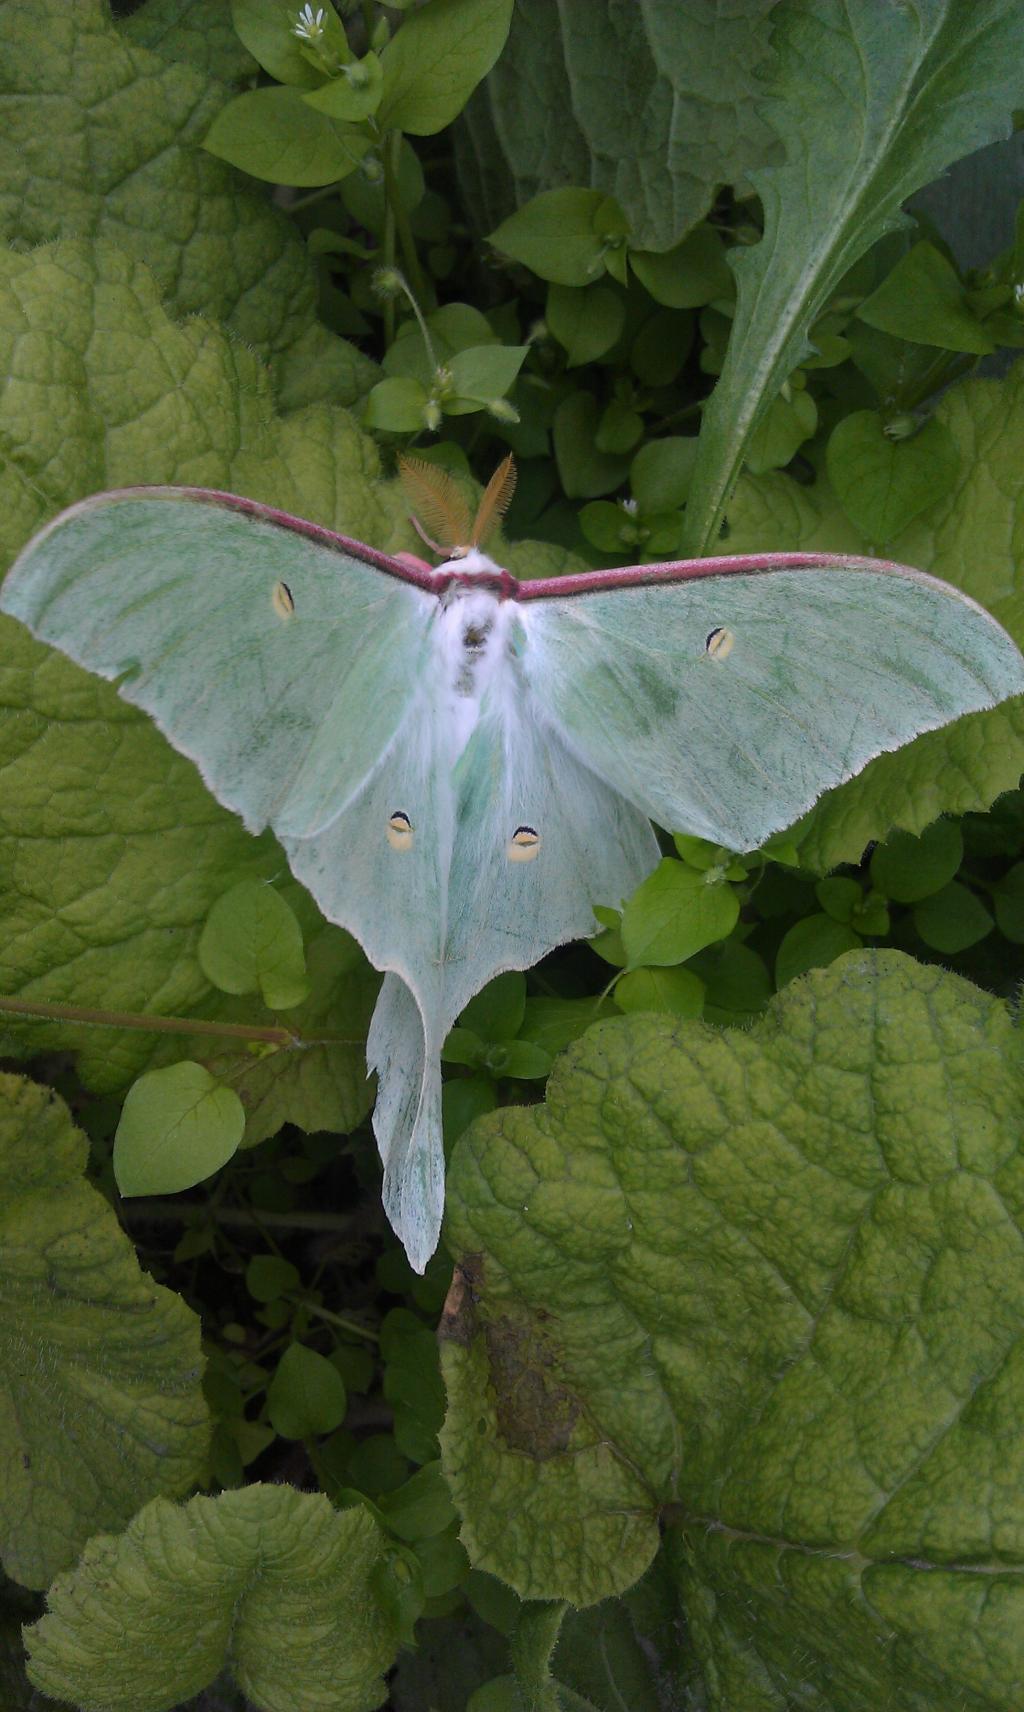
[397,455,473,554]
[470,453,517,548]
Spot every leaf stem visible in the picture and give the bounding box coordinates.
[0,994,362,1049]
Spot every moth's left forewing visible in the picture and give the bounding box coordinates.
[522,562,1024,853]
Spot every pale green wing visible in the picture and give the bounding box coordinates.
[294,659,658,1270]
[521,566,1024,851]
[0,490,437,839]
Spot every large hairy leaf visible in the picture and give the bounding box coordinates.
[685,0,1024,554]
[455,0,780,252]
[723,366,1024,869]
[0,0,376,409]
[0,238,397,1122]
[441,952,1024,1709]
[26,1486,398,1712]
[0,1073,209,1590]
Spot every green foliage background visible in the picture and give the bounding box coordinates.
[2,1,1024,1708]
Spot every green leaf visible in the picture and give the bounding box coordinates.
[114,1063,246,1195]
[377,1462,458,1542]
[1,0,377,404]
[720,365,1024,872]
[230,0,344,86]
[486,1040,553,1081]
[246,1254,301,1304]
[443,1076,498,1148]
[460,972,527,1041]
[303,53,384,124]
[381,1309,447,1465]
[267,1343,347,1439]
[630,437,697,513]
[0,1073,209,1590]
[199,881,310,1010]
[454,2,779,253]
[827,410,961,541]
[857,240,995,355]
[446,343,529,405]
[774,913,862,987]
[379,0,514,135]
[595,399,645,456]
[630,308,694,385]
[202,86,371,187]
[518,997,613,1057]
[122,0,259,84]
[629,224,733,309]
[744,385,817,475]
[685,2,1024,552]
[553,392,632,498]
[442,1026,486,1069]
[546,284,625,367]
[26,1486,397,1711]
[615,966,705,1019]
[441,951,1024,1710]
[688,938,772,1024]
[913,881,994,953]
[622,859,740,968]
[363,374,433,430]
[870,818,964,903]
[993,862,1024,941]
[491,190,630,287]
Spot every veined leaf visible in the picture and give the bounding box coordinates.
[685,0,1024,553]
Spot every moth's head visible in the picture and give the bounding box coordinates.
[398,453,516,564]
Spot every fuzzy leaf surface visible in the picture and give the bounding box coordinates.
[0,1074,208,1590]
[685,0,1024,553]
[441,952,1024,1709]
[0,238,392,1127]
[0,0,376,407]
[26,1486,397,1712]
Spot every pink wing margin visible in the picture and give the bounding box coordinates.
[122,484,974,612]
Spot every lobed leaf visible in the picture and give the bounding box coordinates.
[0,1074,208,1590]
[441,952,1024,1708]
[26,1486,397,1712]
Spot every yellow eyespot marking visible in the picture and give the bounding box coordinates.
[273,581,295,619]
[706,626,735,660]
[508,825,541,862]
[387,811,414,851]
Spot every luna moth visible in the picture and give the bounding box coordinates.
[2,456,1023,1270]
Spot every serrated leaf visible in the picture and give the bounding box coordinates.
[26,1486,397,1711]
[202,86,372,186]
[200,881,310,1010]
[827,411,960,542]
[441,951,1024,1712]
[267,1343,347,1439]
[0,1073,208,1590]
[379,0,514,135]
[1,0,377,404]
[857,240,995,355]
[0,238,391,1136]
[622,859,739,968]
[114,1062,246,1195]
[685,1,1024,552]
[455,0,779,253]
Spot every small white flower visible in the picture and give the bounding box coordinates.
[293,4,325,41]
